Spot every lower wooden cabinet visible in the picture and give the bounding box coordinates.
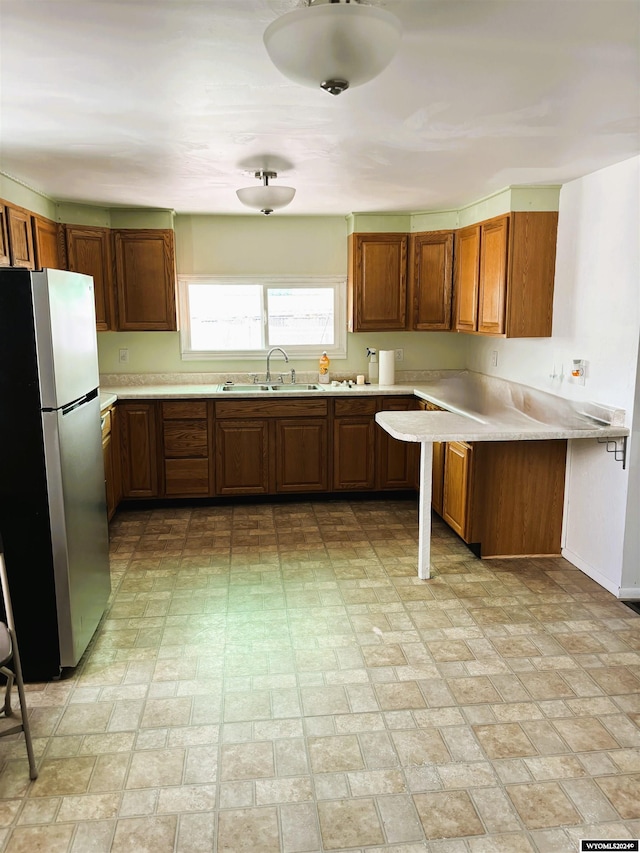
[276,419,328,493]
[377,397,420,490]
[118,402,159,498]
[215,419,270,495]
[437,437,566,557]
[102,406,122,521]
[215,398,329,496]
[431,440,446,515]
[161,401,213,497]
[333,398,377,490]
[442,441,474,539]
[473,440,567,557]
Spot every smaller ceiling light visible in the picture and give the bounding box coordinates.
[264,0,402,95]
[235,170,296,215]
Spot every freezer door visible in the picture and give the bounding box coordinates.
[32,269,99,408]
[42,394,110,667]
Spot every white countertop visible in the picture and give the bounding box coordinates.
[375,409,627,443]
[99,371,629,442]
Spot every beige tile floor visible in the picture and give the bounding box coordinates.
[0,498,639,852]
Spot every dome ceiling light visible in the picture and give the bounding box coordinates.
[235,170,296,215]
[263,0,402,96]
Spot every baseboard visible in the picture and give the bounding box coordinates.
[618,588,640,601]
[561,548,621,597]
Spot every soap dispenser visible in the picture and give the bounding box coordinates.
[367,347,378,384]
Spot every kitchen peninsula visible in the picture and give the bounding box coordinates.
[375,371,629,580]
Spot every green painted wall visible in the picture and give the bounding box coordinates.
[100,211,466,376]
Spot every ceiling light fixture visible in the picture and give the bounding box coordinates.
[235,170,296,215]
[263,0,402,96]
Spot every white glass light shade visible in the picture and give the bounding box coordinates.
[264,3,402,93]
[236,185,296,212]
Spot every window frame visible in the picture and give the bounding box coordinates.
[178,274,347,361]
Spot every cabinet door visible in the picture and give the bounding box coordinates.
[333,418,376,490]
[119,402,159,498]
[215,420,270,495]
[7,205,36,269]
[409,231,454,330]
[66,225,115,331]
[32,215,65,270]
[114,229,176,331]
[0,205,9,265]
[506,211,558,338]
[377,397,419,489]
[348,233,407,331]
[477,216,509,335]
[453,225,480,332]
[275,419,328,493]
[442,441,473,540]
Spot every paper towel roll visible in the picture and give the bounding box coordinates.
[378,350,396,386]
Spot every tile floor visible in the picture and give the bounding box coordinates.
[0,498,639,853]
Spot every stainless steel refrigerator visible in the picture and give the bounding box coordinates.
[0,267,110,681]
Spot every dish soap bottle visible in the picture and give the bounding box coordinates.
[319,351,330,384]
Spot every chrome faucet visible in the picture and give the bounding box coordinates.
[265,347,289,383]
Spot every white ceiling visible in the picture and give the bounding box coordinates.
[1,0,639,216]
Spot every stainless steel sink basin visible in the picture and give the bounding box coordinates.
[220,384,323,392]
[269,384,323,391]
[220,385,271,392]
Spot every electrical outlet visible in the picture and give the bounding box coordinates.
[491,350,498,367]
[119,348,129,364]
[395,348,404,362]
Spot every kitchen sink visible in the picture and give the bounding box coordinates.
[269,384,323,391]
[220,384,270,392]
[220,383,324,392]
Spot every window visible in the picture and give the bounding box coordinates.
[178,275,347,360]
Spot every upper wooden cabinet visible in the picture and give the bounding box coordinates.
[454,211,558,337]
[6,204,36,269]
[348,233,408,332]
[66,225,115,331]
[113,229,177,331]
[453,225,481,332]
[0,205,9,266]
[349,230,455,333]
[32,215,66,270]
[409,231,454,331]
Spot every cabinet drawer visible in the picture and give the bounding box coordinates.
[162,401,207,419]
[165,459,210,496]
[381,396,417,411]
[216,399,328,419]
[334,397,377,417]
[163,420,208,457]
